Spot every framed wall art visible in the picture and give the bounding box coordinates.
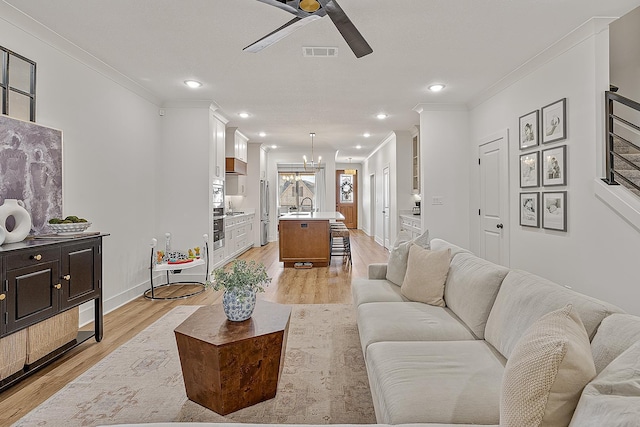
[542,145,567,186]
[0,115,62,235]
[520,192,539,228]
[541,98,566,144]
[520,151,539,188]
[519,110,539,150]
[542,191,567,231]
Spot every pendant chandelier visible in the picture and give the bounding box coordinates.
[303,132,322,172]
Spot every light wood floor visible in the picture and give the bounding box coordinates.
[0,229,388,425]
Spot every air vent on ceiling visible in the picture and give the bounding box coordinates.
[303,47,338,57]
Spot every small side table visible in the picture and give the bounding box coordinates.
[144,236,209,300]
[174,301,292,414]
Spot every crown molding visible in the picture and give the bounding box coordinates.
[0,1,162,106]
[413,103,468,114]
[468,17,616,110]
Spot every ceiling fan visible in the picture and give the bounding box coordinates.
[244,0,373,58]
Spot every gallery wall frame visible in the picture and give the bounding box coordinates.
[519,109,539,150]
[0,114,62,235]
[520,151,539,188]
[542,191,567,231]
[520,192,540,228]
[542,145,567,186]
[541,98,567,144]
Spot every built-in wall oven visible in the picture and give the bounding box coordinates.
[212,179,225,250]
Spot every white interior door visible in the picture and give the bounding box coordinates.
[383,166,390,249]
[369,173,376,237]
[479,131,510,266]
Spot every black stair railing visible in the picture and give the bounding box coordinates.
[604,91,640,191]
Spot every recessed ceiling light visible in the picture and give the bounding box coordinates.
[271,145,277,149]
[428,83,445,92]
[363,133,370,138]
[184,80,202,88]
[376,113,387,120]
[356,145,362,149]
[238,112,250,118]
[259,132,267,137]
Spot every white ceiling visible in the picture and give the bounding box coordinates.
[4,0,640,162]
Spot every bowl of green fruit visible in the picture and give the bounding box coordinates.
[48,216,92,234]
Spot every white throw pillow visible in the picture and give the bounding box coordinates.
[501,304,596,427]
[400,245,450,306]
[386,230,429,286]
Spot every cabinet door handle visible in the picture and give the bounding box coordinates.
[0,293,5,301]
[54,284,62,289]
[31,254,42,261]
[63,275,71,280]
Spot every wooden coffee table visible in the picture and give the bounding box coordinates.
[174,300,291,415]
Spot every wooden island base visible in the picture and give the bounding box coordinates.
[278,212,345,267]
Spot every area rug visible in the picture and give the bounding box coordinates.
[13,304,375,426]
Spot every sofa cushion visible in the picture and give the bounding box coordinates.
[443,252,509,339]
[368,263,388,280]
[351,278,409,307]
[357,302,476,354]
[501,305,596,427]
[485,269,623,359]
[400,246,450,306]
[366,340,505,425]
[429,238,471,258]
[590,313,640,373]
[569,339,640,426]
[385,231,429,286]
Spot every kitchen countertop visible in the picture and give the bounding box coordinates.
[399,213,421,220]
[279,212,346,221]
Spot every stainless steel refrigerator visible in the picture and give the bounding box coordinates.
[260,180,269,246]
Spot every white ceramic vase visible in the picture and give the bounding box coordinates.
[0,199,32,244]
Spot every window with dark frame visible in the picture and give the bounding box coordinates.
[0,45,36,122]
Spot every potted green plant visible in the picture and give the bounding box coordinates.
[207,259,271,321]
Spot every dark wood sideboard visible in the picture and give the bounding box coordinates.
[0,234,106,392]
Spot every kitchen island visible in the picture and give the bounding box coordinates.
[278,212,345,267]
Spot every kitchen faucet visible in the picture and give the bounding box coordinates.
[300,197,313,212]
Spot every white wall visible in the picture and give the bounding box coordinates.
[155,104,211,280]
[0,10,161,324]
[362,132,398,245]
[469,23,640,315]
[610,6,640,102]
[267,148,337,241]
[417,107,470,247]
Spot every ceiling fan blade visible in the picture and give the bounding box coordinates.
[320,0,372,58]
[255,0,299,15]
[244,15,323,53]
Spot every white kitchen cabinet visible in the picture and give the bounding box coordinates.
[223,213,255,261]
[226,127,248,162]
[226,174,247,196]
[399,214,421,239]
[210,109,227,180]
[212,247,226,269]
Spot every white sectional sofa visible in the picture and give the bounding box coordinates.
[352,238,640,426]
[106,238,640,427]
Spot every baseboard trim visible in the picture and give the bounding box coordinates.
[78,272,206,326]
